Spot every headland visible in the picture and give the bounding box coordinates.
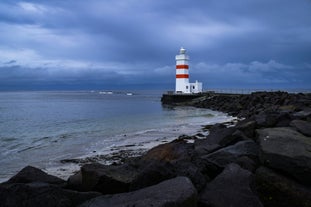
[1,91,311,207]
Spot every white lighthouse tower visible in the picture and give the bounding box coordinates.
[175,47,202,94]
[175,47,189,93]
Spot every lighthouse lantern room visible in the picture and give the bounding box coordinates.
[175,47,202,94]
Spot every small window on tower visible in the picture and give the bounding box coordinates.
[186,86,188,89]
[193,86,195,89]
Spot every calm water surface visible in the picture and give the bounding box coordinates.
[0,90,233,181]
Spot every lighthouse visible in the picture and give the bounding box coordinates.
[175,47,202,94]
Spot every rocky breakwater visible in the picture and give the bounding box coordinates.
[1,91,311,207]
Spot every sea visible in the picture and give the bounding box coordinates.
[0,90,234,182]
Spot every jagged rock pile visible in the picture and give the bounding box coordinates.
[1,91,311,207]
[191,91,311,118]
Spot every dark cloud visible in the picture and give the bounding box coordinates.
[0,0,310,90]
[4,60,17,64]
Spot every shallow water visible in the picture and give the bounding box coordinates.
[0,90,233,181]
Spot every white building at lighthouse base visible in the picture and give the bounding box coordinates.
[176,80,203,94]
[189,80,203,93]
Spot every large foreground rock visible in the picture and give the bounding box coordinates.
[80,163,138,194]
[78,139,203,194]
[290,119,311,137]
[292,108,311,120]
[129,159,176,191]
[79,176,197,207]
[5,166,65,185]
[141,139,194,162]
[255,166,311,207]
[201,140,259,170]
[235,119,257,138]
[199,124,238,147]
[257,127,311,185]
[199,163,263,207]
[79,160,177,194]
[0,182,101,207]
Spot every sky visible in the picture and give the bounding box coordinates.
[0,0,311,91]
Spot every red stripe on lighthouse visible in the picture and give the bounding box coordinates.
[176,65,189,69]
[176,74,189,78]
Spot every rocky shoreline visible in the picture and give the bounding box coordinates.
[1,91,311,207]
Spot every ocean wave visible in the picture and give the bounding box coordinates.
[0,137,17,142]
[99,91,113,95]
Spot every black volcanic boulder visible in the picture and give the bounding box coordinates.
[275,112,292,127]
[290,119,311,137]
[203,124,237,146]
[80,160,177,194]
[255,166,311,207]
[129,159,176,191]
[257,127,311,185]
[80,163,138,194]
[235,118,257,138]
[67,171,83,191]
[199,163,263,207]
[254,111,279,128]
[79,176,197,207]
[138,139,210,191]
[194,139,220,156]
[5,166,65,185]
[172,160,208,192]
[141,139,194,162]
[78,140,199,194]
[292,108,311,120]
[201,140,259,170]
[0,182,101,207]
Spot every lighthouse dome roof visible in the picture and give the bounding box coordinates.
[180,47,186,54]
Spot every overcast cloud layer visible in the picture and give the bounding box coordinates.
[0,0,311,90]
